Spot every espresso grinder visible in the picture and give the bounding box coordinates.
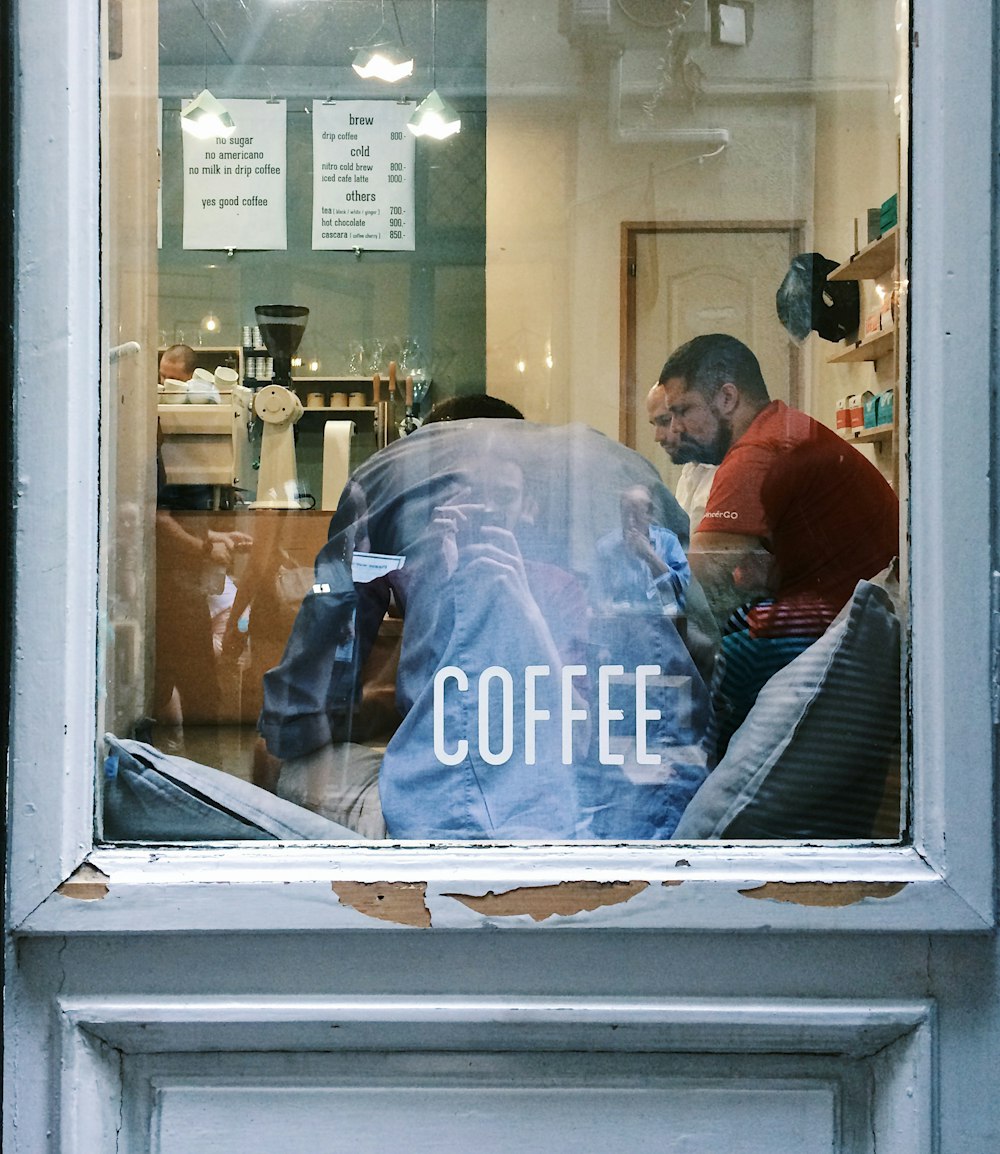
[247,304,309,508]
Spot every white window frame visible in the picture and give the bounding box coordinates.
[7,0,997,936]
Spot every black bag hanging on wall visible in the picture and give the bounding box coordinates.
[776,252,860,343]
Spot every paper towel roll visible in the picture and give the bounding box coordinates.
[321,421,355,511]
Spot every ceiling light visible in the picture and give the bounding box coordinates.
[352,0,413,83]
[353,44,414,82]
[408,89,461,140]
[181,89,235,139]
[408,0,460,140]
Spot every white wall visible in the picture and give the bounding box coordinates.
[486,0,900,441]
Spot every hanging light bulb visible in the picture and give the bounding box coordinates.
[353,47,414,82]
[408,0,460,140]
[181,4,234,139]
[353,43,414,82]
[181,89,235,139]
[352,0,413,82]
[408,89,461,139]
[200,312,221,336]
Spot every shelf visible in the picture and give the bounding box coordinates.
[828,329,895,364]
[845,423,894,444]
[828,227,898,282]
[158,345,239,354]
[298,405,377,414]
[291,378,373,388]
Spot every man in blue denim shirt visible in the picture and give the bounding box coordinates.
[259,420,716,840]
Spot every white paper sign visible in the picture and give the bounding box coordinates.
[351,551,407,583]
[183,99,287,250]
[312,101,415,251]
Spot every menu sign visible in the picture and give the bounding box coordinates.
[312,100,416,251]
[182,99,287,250]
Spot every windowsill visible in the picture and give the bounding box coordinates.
[15,840,992,935]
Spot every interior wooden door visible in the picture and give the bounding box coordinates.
[622,224,801,490]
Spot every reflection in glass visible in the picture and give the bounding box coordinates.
[99,0,906,842]
[259,421,714,840]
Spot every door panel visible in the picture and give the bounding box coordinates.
[150,1072,836,1154]
[54,988,929,1154]
[628,227,799,491]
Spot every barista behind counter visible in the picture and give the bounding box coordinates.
[260,418,717,842]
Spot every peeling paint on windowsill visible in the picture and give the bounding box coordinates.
[332,880,432,927]
[56,862,110,901]
[738,881,908,907]
[443,880,649,921]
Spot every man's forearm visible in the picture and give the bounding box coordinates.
[688,531,773,623]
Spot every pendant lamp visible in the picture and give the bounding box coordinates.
[408,0,461,139]
[353,0,414,82]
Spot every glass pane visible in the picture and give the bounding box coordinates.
[99,0,907,843]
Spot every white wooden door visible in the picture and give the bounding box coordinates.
[628,227,799,488]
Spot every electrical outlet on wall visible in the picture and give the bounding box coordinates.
[711,1,753,47]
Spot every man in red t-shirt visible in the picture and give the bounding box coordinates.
[652,333,899,753]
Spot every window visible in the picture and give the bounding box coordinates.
[10,2,994,934]
[96,0,910,846]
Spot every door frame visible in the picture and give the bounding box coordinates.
[619,221,804,447]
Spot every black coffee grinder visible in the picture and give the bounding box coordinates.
[254,304,309,387]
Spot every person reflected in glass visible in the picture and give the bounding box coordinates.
[595,483,690,612]
[259,413,715,841]
[250,395,533,825]
[154,344,252,753]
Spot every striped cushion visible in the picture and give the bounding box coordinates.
[673,580,900,840]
